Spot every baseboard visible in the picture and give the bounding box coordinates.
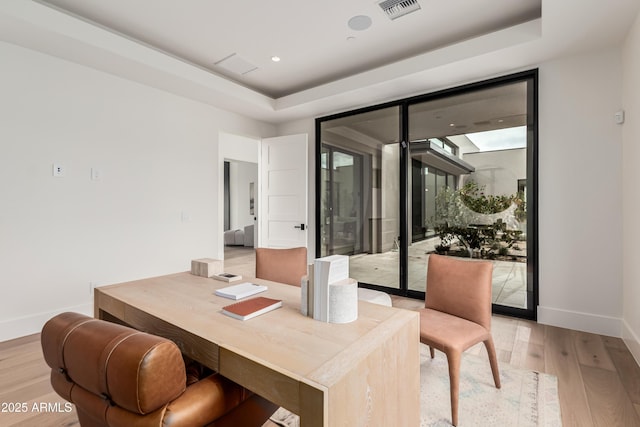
[622,320,640,367]
[537,305,622,337]
[0,303,93,343]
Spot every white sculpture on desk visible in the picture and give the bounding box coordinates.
[302,255,357,324]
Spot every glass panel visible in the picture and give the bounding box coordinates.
[407,81,529,310]
[319,106,400,289]
[329,149,362,255]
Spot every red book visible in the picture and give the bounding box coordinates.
[222,297,283,320]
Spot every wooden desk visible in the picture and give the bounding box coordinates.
[94,272,420,427]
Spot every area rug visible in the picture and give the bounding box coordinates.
[269,345,562,427]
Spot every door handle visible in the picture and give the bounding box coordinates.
[294,224,306,231]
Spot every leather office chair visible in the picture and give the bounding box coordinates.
[255,247,307,286]
[41,312,277,427]
[419,254,501,426]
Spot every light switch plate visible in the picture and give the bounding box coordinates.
[91,168,101,181]
[52,164,64,177]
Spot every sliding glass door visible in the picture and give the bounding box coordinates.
[320,146,363,256]
[316,71,537,318]
[319,106,401,289]
[406,80,534,315]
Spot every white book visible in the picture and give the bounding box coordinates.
[215,282,268,300]
[300,275,308,316]
[307,264,314,318]
[313,255,349,322]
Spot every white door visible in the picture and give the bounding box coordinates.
[259,134,308,248]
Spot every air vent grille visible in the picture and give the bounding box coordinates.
[378,0,421,20]
[214,53,258,75]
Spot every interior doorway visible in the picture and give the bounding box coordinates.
[218,132,309,264]
[223,159,258,256]
[219,132,260,260]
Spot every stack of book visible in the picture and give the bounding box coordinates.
[300,264,314,317]
[215,282,267,300]
[301,255,357,324]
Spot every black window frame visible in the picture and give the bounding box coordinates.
[315,69,538,320]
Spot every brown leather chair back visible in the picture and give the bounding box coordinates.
[41,312,277,427]
[255,247,307,286]
[425,254,493,330]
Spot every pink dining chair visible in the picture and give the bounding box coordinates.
[255,247,307,286]
[419,254,501,426]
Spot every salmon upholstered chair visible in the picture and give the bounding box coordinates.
[255,247,308,286]
[419,254,501,426]
[255,246,393,307]
[41,312,277,427]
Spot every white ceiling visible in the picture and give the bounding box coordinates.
[38,0,541,98]
[0,0,638,123]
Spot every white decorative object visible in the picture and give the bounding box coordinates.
[300,264,315,317]
[191,258,223,277]
[357,288,392,307]
[328,278,358,323]
[301,275,308,316]
[313,255,357,323]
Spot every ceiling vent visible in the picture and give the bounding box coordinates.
[378,0,421,20]
[214,53,258,75]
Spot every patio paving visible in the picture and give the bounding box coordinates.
[350,237,528,309]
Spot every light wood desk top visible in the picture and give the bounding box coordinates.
[95,271,420,427]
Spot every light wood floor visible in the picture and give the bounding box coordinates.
[2,250,639,426]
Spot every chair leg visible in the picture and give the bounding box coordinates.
[484,338,501,389]
[445,351,461,427]
[429,346,435,359]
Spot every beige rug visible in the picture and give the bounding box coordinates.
[270,345,562,426]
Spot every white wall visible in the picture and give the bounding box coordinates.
[537,48,624,336]
[463,148,527,196]
[0,42,274,342]
[220,132,259,164]
[622,12,640,363]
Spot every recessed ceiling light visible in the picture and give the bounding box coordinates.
[449,123,455,127]
[348,15,372,31]
[271,56,281,62]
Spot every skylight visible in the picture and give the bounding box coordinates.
[465,126,527,152]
